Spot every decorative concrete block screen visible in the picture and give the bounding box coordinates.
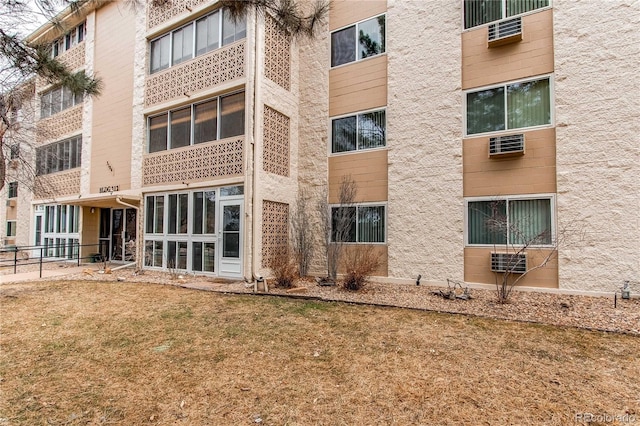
[263,105,290,177]
[144,42,246,107]
[142,137,244,186]
[34,169,81,199]
[37,105,83,143]
[147,0,209,30]
[264,15,291,91]
[262,200,289,268]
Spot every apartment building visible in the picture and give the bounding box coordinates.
[2,0,638,293]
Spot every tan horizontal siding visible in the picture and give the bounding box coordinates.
[328,149,387,203]
[329,0,387,31]
[340,244,388,277]
[465,247,558,288]
[462,9,554,90]
[463,128,556,197]
[330,55,387,116]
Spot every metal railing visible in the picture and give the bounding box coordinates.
[0,242,103,278]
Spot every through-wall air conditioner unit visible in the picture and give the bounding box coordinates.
[491,252,527,274]
[488,16,522,47]
[6,199,16,208]
[489,134,525,157]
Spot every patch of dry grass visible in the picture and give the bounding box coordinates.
[0,281,638,425]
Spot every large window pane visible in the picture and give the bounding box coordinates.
[358,110,385,150]
[153,241,163,267]
[205,191,216,233]
[467,200,507,244]
[509,199,551,244]
[466,87,505,135]
[172,24,193,65]
[192,242,203,271]
[168,194,178,234]
[196,12,220,55]
[154,196,164,234]
[51,88,62,115]
[179,193,188,233]
[332,116,357,153]
[219,92,245,138]
[358,15,385,60]
[331,207,356,242]
[464,0,502,29]
[149,114,168,153]
[358,206,385,242]
[193,192,203,234]
[150,34,170,73]
[507,0,549,17]
[170,107,191,149]
[146,196,155,234]
[194,100,217,144]
[331,26,356,67]
[204,243,215,272]
[507,78,550,130]
[222,11,246,46]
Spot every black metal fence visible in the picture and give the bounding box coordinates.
[0,243,103,278]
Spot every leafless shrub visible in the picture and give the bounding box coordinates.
[341,245,381,291]
[291,188,314,277]
[269,246,297,288]
[318,175,357,282]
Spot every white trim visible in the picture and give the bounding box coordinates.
[330,13,387,69]
[328,202,388,244]
[328,107,387,156]
[463,74,554,138]
[464,193,556,247]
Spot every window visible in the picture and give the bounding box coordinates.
[36,204,80,258]
[192,191,216,234]
[467,197,553,245]
[147,91,245,153]
[145,195,165,234]
[332,109,386,153]
[36,136,82,175]
[331,204,386,243]
[8,182,18,199]
[149,8,246,74]
[331,14,385,67]
[143,186,242,273]
[466,77,551,136]
[196,11,221,55]
[40,86,83,118]
[51,21,86,57]
[464,0,549,29]
[6,221,16,237]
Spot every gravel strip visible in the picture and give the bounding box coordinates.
[4,263,639,336]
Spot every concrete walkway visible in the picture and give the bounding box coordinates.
[0,266,88,284]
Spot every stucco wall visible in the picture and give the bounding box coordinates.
[386,0,464,284]
[297,22,330,277]
[554,0,640,292]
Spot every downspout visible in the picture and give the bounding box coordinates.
[250,9,262,283]
[116,196,140,269]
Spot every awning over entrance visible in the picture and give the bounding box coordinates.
[55,192,142,209]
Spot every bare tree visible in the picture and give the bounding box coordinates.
[318,175,357,281]
[290,188,314,277]
[1,0,103,193]
[477,199,576,303]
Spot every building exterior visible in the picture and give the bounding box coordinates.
[1,0,638,293]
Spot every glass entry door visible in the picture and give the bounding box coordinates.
[100,208,137,262]
[218,200,242,278]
